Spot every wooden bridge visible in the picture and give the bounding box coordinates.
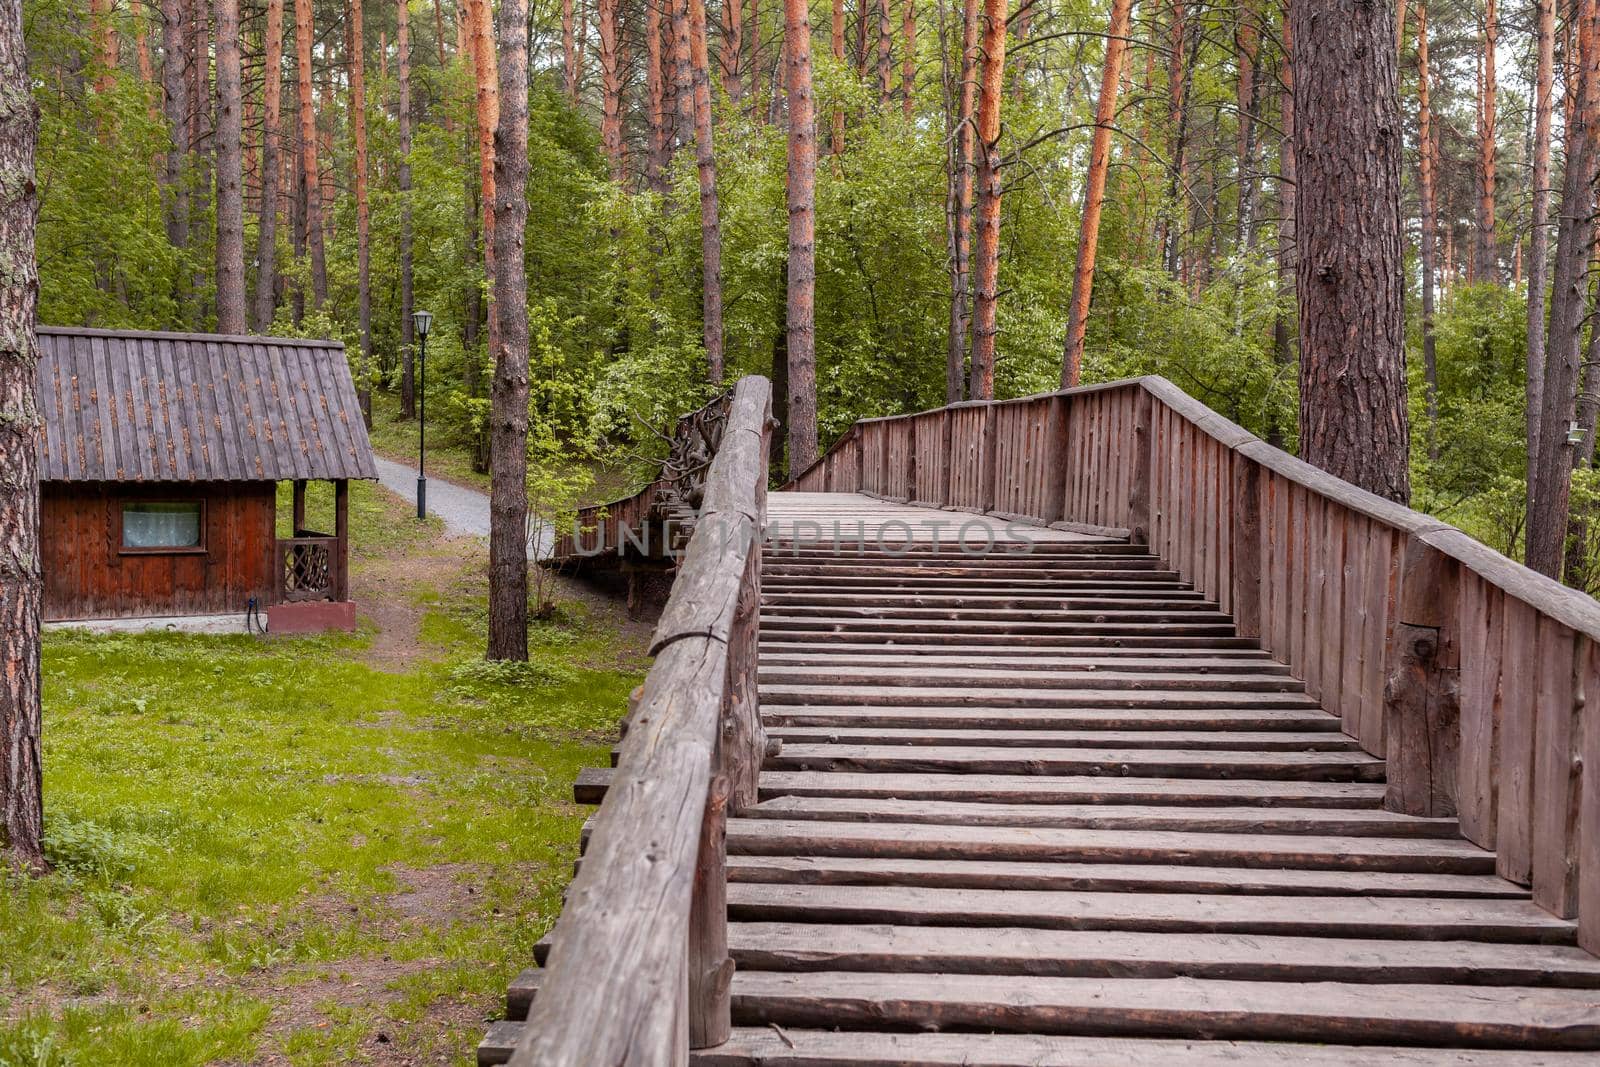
[483,376,1600,1065]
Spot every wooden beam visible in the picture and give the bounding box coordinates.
[333,479,349,601]
[1383,534,1460,818]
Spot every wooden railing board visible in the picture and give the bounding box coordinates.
[778,372,1600,955]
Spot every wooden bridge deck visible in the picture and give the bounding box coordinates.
[487,491,1600,1064]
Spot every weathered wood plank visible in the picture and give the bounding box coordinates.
[763,743,1385,780]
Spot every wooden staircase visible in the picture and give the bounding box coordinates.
[483,493,1600,1065]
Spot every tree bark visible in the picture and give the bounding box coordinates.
[1418,1,1439,457]
[689,0,725,380]
[1061,0,1133,388]
[161,0,189,253]
[489,0,531,661]
[599,0,623,177]
[1234,0,1260,251]
[254,0,284,332]
[563,0,578,101]
[968,0,1008,401]
[944,0,979,403]
[467,0,498,340]
[294,0,327,307]
[784,0,819,472]
[877,0,893,108]
[1268,10,1294,448]
[722,0,745,104]
[647,0,667,191]
[1474,0,1498,283]
[1291,0,1410,504]
[831,0,845,152]
[0,0,42,870]
[1527,0,1600,578]
[398,0,415,417]
[350,0,372,424]
[901,0,915,119]
[1527,0,1555,479]
[214,0,246,333]
[92,0,118,91]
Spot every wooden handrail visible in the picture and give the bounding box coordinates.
[787,374,1600,953]
[511,376,772,1064]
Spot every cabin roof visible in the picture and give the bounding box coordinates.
[36,326,379,483]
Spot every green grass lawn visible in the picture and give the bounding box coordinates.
[0,480,649,1066]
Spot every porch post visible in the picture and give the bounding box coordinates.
[292,479,307,534]
[334,479,349,601]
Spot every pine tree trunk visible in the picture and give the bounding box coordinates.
[0,0,42,870]
[901,0,914,118]
[161,0,189,252]
[254,0,284,331]
[1418,1,1439,457]
[689,0,725,380]
[1527,0,1555,475]
[350,0,372,425]
[831,0,845,152]
[722,0,745,103]
[943,0,978,403]
[92,0,117,90]
[488,0,531,660]
[1290,0,1409,503]
[136,2,159,121]
[294,0,327,307]
[877,0,892,108]
[784,0,818,472]
[598,0,623,177]
[1234,0,1260,250]
[1060,0,1132,387]
[748,0,764,120]
[647,0,667,190]
[213,0,246,333]
[1527,0,1600,578]
[967,0,1007,402]
[563,0,578,101]
[1474,0,1498,283]
[1268,12,1294,448]
[466,0,497,332]
[398,0,415,417]
[189,0,212,317]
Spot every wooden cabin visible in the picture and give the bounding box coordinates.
[35,327,379,632]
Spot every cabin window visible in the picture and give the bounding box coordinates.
[121,501,204,551]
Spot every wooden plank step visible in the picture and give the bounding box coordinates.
[758,686,1321,710]
[573,767,1388,807]
[745,796,1459,838]
[730,971,1600,1049]
[762,593,1217,611]
[760,564,1177,579]
[760,652,1293,675]
[761,618,1239,637]
[759,631,1261,649]
[766,743,1385,780]
[765,543,1145,557]
[759,667,1305,693]
[761,578,1201,595]
[695,1028,1600,1065]
[761,705,1338,732]
[761,606,1230,624]
[726,883,1574,941]
[726,854,1529,899]
[727,922,1600,986]
[763,726,1361,752]
[725,820,1492,874]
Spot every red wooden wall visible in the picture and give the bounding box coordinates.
[41,481,276,621]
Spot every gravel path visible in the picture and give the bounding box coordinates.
[373,456,553,558]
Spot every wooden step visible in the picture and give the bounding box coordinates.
[726,854,1528,898]
[759,631,1261,650]
[730,971,1600,1049]
[759,667,1305,693]
[761,705,1337,731]
[759,652,1293,675]
[761,618,1240,637]
[573,767,1388,807]
[765,743,1385,780]
[745,796,1458,837]
[764,726,1361,752]
[725,820,1492,874]
[761,579,1202,596]
[758,686,1320,710]
[726,884,1573,942]
[761,606,1231,624]
[763,593,1218,611]
[727,922,1600,986]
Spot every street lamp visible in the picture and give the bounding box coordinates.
[413,310,433,520]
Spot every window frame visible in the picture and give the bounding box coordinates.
[116,498,208,556]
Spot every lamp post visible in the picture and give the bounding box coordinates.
[413,309,432,520]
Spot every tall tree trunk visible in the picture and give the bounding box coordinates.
[563,0,578,101]
[647,0,667,190]
[967,0,1007,401]
[1061,0,1133,387]
[1527,0,1600,578]
[722,0,745,103]
[161,0,190,254]
[254,0,283,331]
[689,0,725,379]
[831,0,845,152]
[0,0,42,870]
[136,2,159,121]
[92,0,118,90]
[398,0,415,417]
[1269,12,1295,448]
[1475,0,1498,282]
[1418,1,1439,457]
[1527,0,1555,476]
[748,0,765,120]
[901,0,914,118]
[489,0,531,661]
[350,0,372,425]
[1234,0,1260,250]
[599,0,623,177]
[943,0,979,403]
[214,0,246,333]
[467,0,498,335]
[877,0,892,107]
[294,0,327,307]
[784,0,819,471]
[1290,0,1410,503]
[189,0,212,317]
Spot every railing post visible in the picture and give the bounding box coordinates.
[1043,394,1070,523]
[1231,455,1262,640]
[1128,389,1153,544]
[904,421,917,504]
[978,403,998,514]
[940,409,954,508]
[688,773,732,1049]
[1383,533,1461,818]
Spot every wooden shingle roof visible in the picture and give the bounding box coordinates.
[36,326,379,483]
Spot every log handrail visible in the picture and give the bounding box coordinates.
[786,374,1600,952]
[512,376,772,1064]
